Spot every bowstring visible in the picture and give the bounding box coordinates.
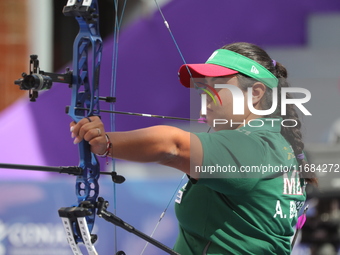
[110,0,127,253]
[109,1,208,253]
[139,174,186,255]
[153,0,198,90]
[139,1,207,254]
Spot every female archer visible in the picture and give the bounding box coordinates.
[70,42,316,254]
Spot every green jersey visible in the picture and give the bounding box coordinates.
[174,118,306,255]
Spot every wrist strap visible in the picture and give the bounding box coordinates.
[96,134,112,157]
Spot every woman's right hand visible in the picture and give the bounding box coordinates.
[70,116,109,156]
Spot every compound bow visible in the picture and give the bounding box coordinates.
[7,0,193,254]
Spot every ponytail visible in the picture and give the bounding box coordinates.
[272,62,317,185]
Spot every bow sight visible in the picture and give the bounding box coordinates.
[14,55,72,102]
[14,54,116,105]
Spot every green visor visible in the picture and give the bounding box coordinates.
[178,49,278,89]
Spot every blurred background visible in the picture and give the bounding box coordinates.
[1,0,340,254]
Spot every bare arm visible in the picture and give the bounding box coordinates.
[70,117,202,177]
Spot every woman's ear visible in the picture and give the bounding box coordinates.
[251,82,266,106]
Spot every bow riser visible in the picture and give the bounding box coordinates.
[64,0,102,242]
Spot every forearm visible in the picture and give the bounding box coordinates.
[107,126,188,165]
[70,117,200,175]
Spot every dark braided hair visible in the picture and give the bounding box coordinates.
[221,42,317,185]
